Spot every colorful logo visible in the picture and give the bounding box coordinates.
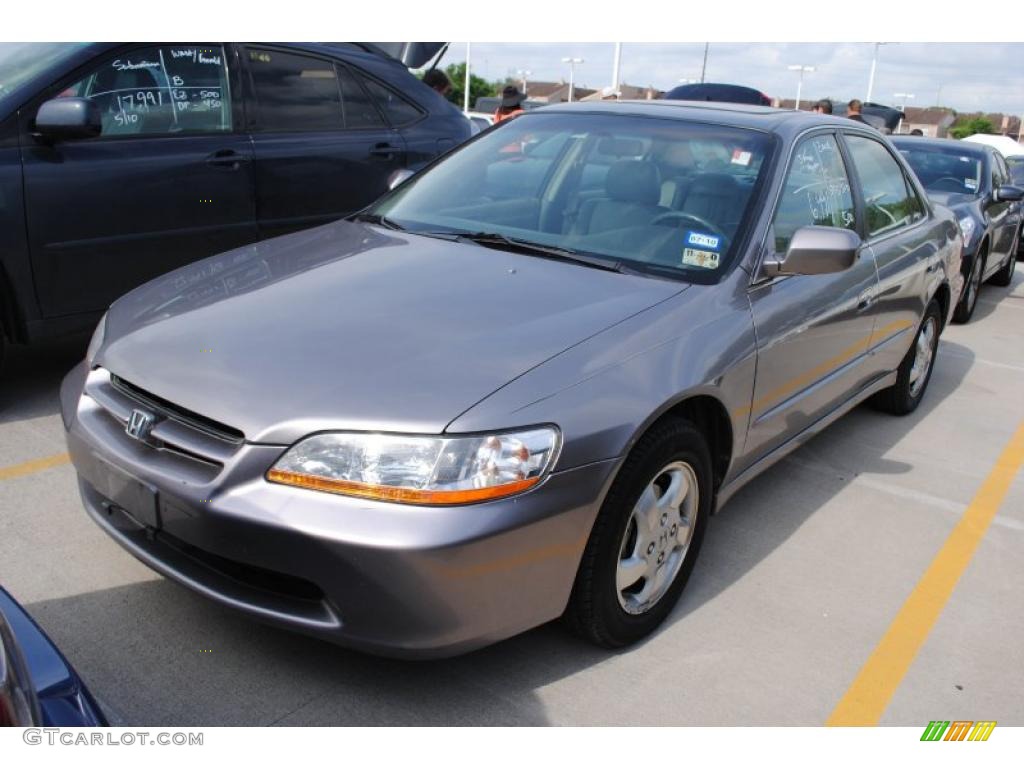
[920,721,996,741]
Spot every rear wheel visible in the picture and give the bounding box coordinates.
[990,242,1017,287]
[953,252,983,323]
[565,417,711,648]
[871,300,941,415]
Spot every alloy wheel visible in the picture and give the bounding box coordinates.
[909,315,937,398]
[616,461,698,615]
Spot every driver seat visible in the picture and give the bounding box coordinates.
[574,160,668,235]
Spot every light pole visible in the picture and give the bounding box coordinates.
[894,92,914,133]
[612,43,622,92]
[463,42,471,113]
[516,69,531,94]
[562,57,584,102]
[787,64,815,110]
[700,43,709,83]
[866,42,889,103]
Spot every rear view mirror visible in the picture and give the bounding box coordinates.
[34,98,102,141]
[762,226,860,278]
[387,168,415,190]
[994,184,1024,203]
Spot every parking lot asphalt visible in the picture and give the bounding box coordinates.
[1,269,1023,727]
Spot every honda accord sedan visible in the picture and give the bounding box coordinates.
[62,101,962,657]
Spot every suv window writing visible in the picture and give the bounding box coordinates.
[62,45,231,136]
[249,49,343,132]
[772,134,855,253]
[846,135,920,237]
[372,112,774,280]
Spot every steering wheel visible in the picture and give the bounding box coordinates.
[650,211,728,242]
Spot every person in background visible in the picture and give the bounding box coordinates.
[847,99,868,123]
[812,99,832,115]
[422,69,452,98]
[494,85,526,123]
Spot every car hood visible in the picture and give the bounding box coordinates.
[926,191,978,211]
[100,221,686,444]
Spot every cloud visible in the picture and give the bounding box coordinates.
[448,42,1024,115]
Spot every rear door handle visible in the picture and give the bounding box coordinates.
[369,143,403,159]
[205,149,251,169]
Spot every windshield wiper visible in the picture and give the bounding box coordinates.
[351,212,405,231]
[454,231,628,274]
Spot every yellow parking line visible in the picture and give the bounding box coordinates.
[0,452,71,481]
[827,420,1024,726]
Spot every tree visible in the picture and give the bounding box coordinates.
[438,62,496,111]
[950,115,995,140]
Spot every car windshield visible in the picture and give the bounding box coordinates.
[369,112,775,280]
[897,145,983,196]
[0,43,90,104]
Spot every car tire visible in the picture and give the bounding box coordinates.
[871,299,942,416]
[990,245,1016,287]
[565,417,711,648]
[952,252,983,324]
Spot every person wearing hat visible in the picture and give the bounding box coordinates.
[494,85,526,123]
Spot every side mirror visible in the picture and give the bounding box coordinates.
[994,184,1024,203]
[762,226,861,278]
[34,98,102,142]
[387,168,415,190]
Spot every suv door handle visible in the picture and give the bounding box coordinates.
[857,289,875,310]
[205,149,251,169]
[369,143,403,159]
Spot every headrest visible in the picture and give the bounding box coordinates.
[605,160,660,205]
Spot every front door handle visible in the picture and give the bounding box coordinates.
[858,289,875,311]
[205,149,251,169]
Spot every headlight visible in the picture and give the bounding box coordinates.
[267,427,560,505]
[957,215,976,246]
[86,312,107,364]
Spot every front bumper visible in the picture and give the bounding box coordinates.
[61,362,615,658]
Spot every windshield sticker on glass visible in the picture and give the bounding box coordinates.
[685,231,721,251]
[682,248,720,269]
[731,149,752,166]
[965,178,978,190]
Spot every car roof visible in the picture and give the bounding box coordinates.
[890,136,989,156]
[528,99,865,137]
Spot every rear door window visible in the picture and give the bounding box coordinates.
[62,44,231,136]
[335,66,385,128]
[247,48,343,132]
[356,72,423,127]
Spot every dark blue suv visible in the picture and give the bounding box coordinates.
[0,42,470,366]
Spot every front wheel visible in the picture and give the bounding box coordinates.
[565,418,711,648]
[990,246,1016,287]
[952,253,983,323]
[871,300,941,416]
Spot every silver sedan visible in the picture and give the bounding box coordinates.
[62,102,963,657]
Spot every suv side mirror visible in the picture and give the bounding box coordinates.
[387,168,415,190]
[34,98,102,142]
[762,226,861,278]
[994,184,1024,203]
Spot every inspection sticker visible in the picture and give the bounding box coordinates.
[731,149,752,166]
[965,178,978,190]
[685,231,721,251]
[682,248,720,269]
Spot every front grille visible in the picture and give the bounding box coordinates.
[110,375,244,443]
[83,368,243,476]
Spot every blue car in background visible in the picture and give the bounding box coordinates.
[0,42,470,371]
[0,587,106,726]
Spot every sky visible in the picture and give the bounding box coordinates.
[445,42,1024,116]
